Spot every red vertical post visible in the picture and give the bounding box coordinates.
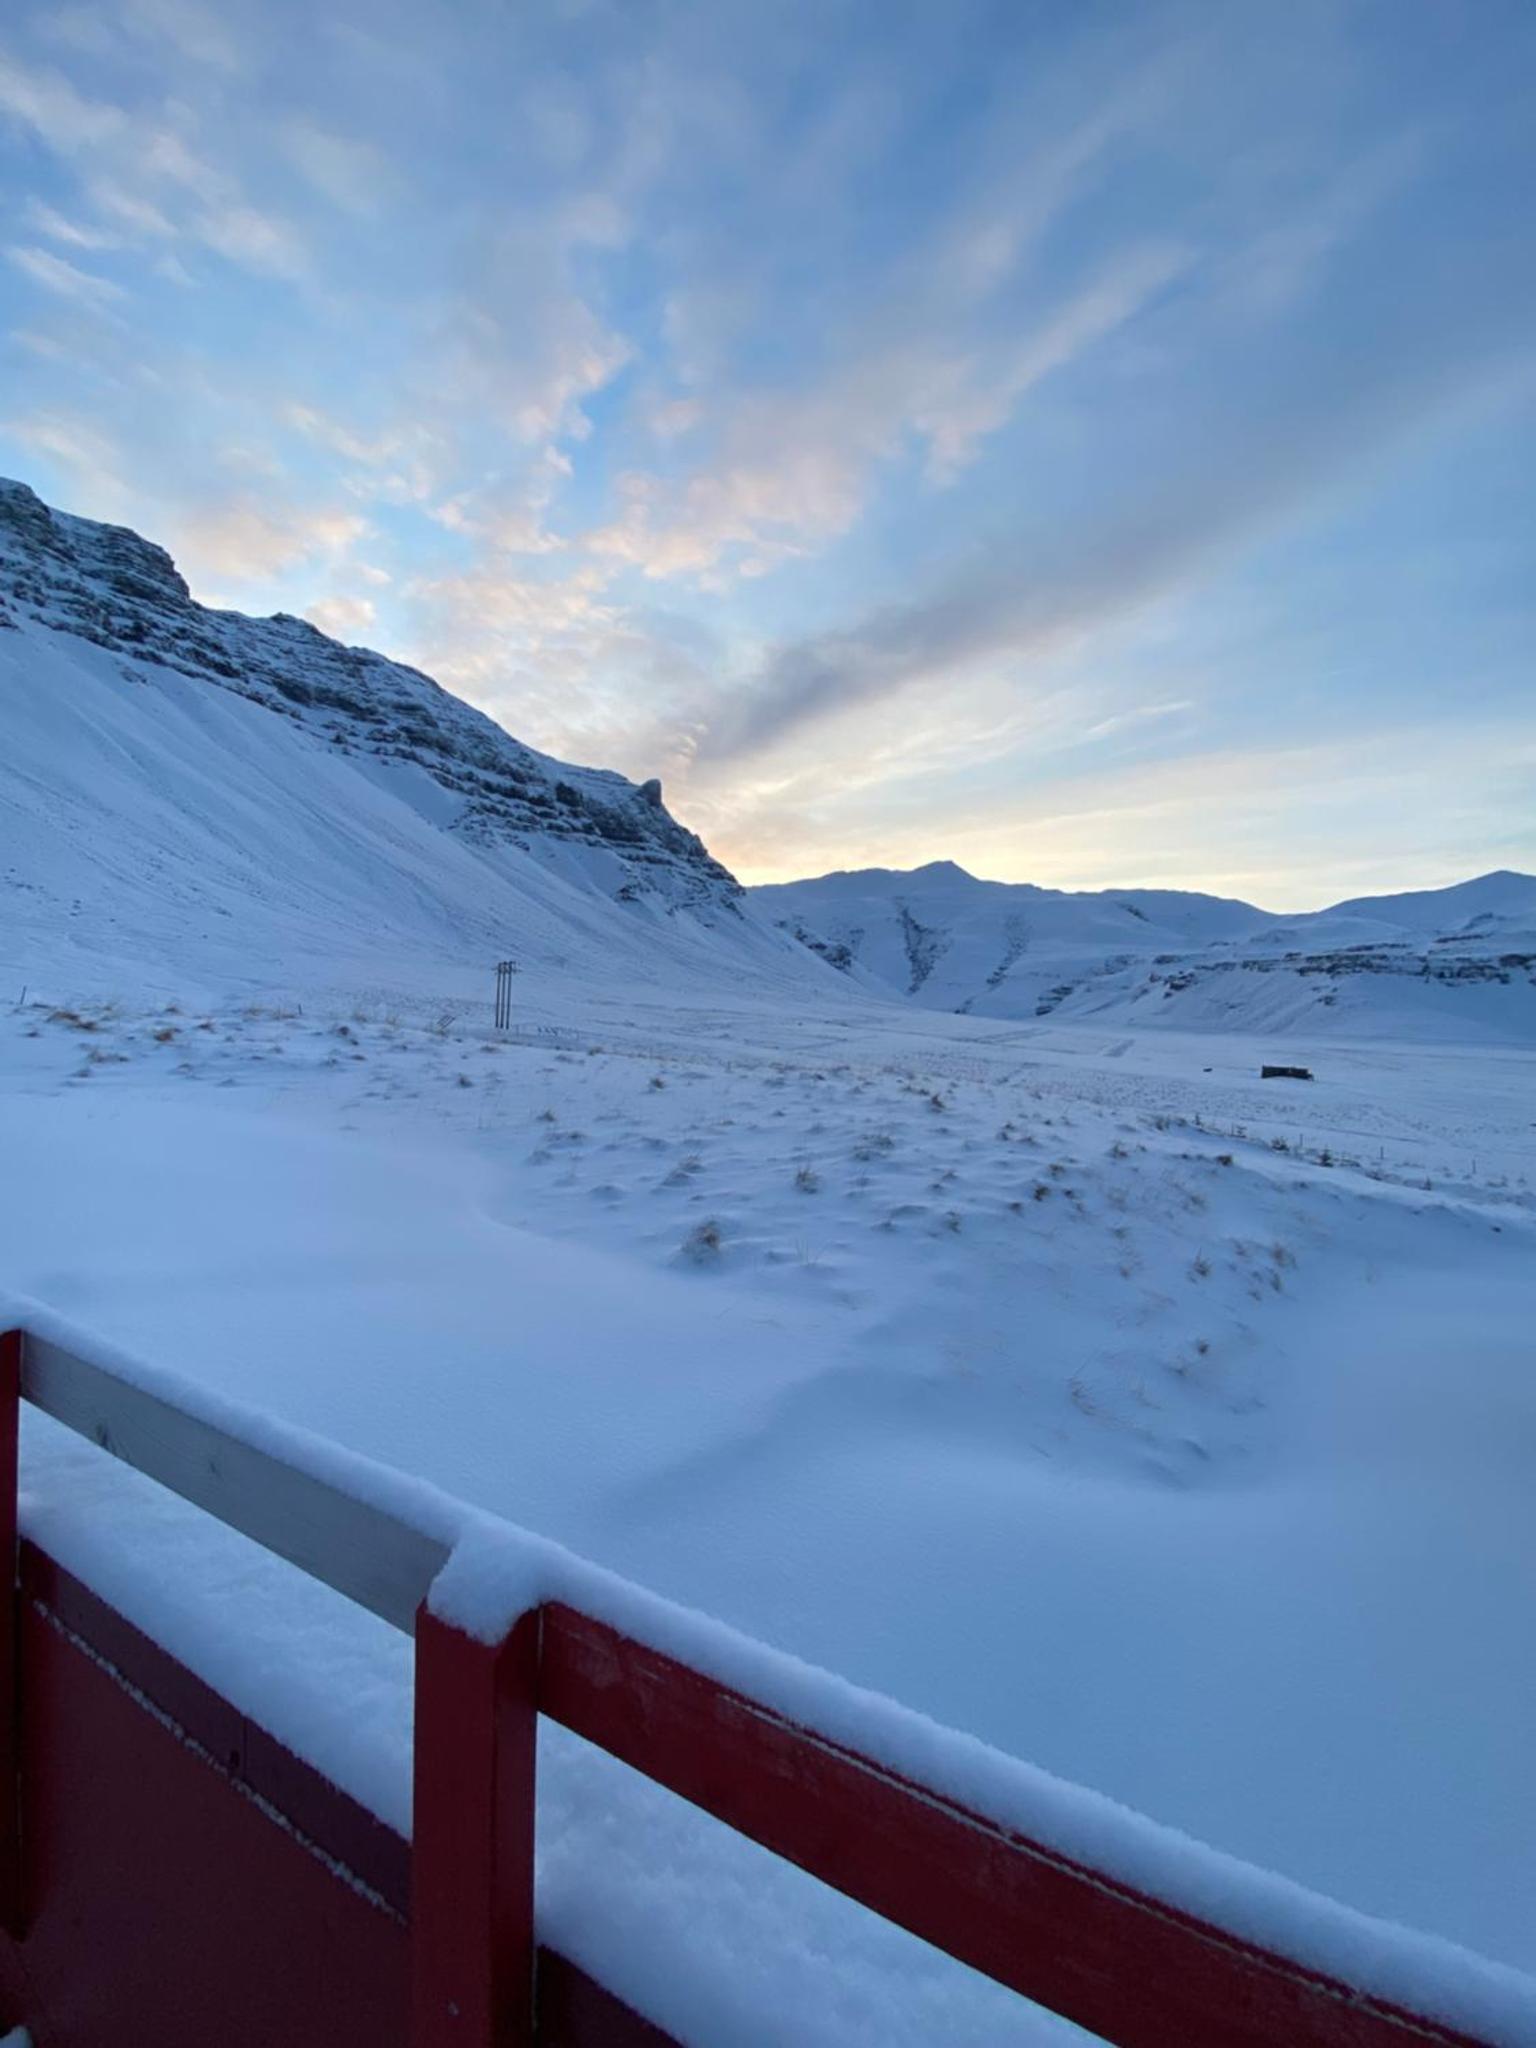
[410,1602,540,2048]
[0,1331,20,1937]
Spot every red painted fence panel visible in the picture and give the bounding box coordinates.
[0,1555,411,2048]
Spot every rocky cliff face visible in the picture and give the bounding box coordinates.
[0,477,739,912]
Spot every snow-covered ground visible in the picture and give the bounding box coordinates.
[4,979,1534,2014]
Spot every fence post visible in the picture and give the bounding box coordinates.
[410,1602,540,2048]
[0,1332,19,1937]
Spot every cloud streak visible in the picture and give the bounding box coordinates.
[6,243,124,304]
[693,208,1536,768]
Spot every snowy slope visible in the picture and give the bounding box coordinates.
[0,477,838,1008]
[1328,870,1536,931]
[752,861,1536,1041]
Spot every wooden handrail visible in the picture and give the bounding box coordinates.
[539,1602,1488,2048]
[20,1332,450,1631]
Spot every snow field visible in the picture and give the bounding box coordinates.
[3,987,1535,1997]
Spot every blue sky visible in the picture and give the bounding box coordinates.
[1,0,1531,904]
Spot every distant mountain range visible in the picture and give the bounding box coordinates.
[751,862,1536,1041]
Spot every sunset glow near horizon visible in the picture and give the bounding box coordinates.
[1,0,1532,909]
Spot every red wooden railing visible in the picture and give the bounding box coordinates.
[0,1321,1524,2047]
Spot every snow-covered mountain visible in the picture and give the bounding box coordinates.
[752,861,1536,1041]
[0,478,836,1005]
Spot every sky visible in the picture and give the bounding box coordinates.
[0,0,1532,907]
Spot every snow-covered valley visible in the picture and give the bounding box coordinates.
[3,481,1535,2040]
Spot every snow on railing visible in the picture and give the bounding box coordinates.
[5,1305,1534,2048]
[20,1330,450,1630]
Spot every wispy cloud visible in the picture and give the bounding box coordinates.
[691,219,1536,768]
[304,591,376,639]
[172,498,370,591]
[428,223,631,448]
[117,0,249,74]
[23,196,119,248]
[579,239,1186,587]
[0,47,122,148]
[1080,701,1194,743]
[3,407,133,508]
[0,41,309,282]
[6,242,123,304]
[278,118,393,216]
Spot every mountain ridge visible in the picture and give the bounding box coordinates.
[772,858,1531,927]
[751,861,1536,1041]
